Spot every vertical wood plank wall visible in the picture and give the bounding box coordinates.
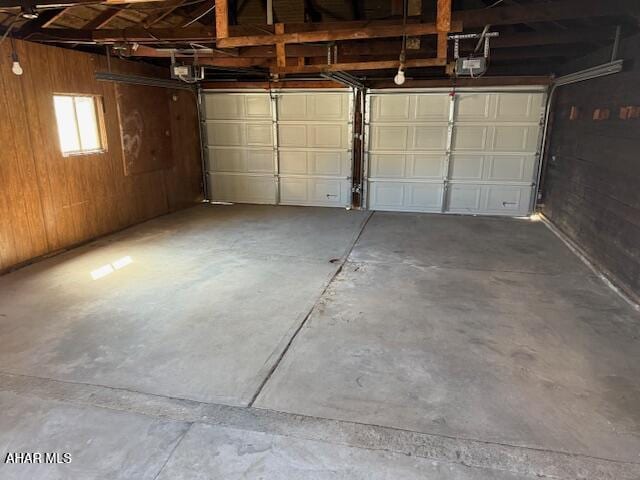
[541,33,640,301]
[0,40,203,272]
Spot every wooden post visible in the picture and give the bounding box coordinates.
[275,23,286,68]
[215,0,229,39]
[436,0,452,60]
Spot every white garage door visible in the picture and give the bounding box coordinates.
[277,91,352,207]
[365,88,546,216]
[202,89,352,208]
[202,92,277,204]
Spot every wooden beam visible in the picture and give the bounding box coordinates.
[30,26,216,43]
[84,6,126,30]
[215,0,229,39]
[196,57,271,67]
[436,0,451,60]
[436,0,451,32]
[272,57,446,74]
[275,23,286,68]
[367,75,552,89]
[201,80,343,89]
[217,20,462,48]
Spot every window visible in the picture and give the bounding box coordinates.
[53,95,105,155]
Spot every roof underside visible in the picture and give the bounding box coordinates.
[1,0,638,82]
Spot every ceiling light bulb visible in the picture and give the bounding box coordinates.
[394,69,405,85]
[11,60,23,76]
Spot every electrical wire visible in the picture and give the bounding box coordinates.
[0,12,20,46]
[183,4,215,27]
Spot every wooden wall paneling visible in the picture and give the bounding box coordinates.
[1,39,203,272]
[0,43,49,270]
[16,40,70,252]
[165,88,203,210]
[115,83,173,176]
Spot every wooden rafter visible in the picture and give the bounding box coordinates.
[83,6,126,30]
[275,23,286,68]
[272,57,447,74]
[215,0,229,39]
[216,21,462,48]
[436,0,451,60]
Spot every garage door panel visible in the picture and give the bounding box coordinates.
[486,155,535,182]
[311,151,348,176]
[370,94,449,122]
[450,155,485,180]
[369,154,406,178]
[495,93,542,122]
[493,125,539,152]
[369,181,443,212]
[278,93,348,121]
[413,126,448,150]
[245,95,272,117]
[485,185,529,215]
[371,125,409,151]
[415,95,450,121]
[452,126,488,151]
[313,94,348,120]
[279,151,308,174]
[207,148,245,173]
[204,94,272,120]
[205,123,243,146]
[279,124,349,149]
[206,122,273,147]
[370,154,444,179]
[246,124,274,146]
[280,151,348,176]
[279,178,349,207]
[406,183,443,210]
[371,95,412,121]
[275,91,352,207]
[313,124,347,149]
[367,90,544,215]
[203,92,277,204]
[208,173,276,204]
[447,184,482,212]
[447,184,531,216]
[204,95,243,119]
[456,93,492,121]
[410,154,445,178]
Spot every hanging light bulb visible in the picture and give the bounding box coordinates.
[11,52,23,76]
[394,68,405,85]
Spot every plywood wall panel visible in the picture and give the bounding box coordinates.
[0,44,49,270]
[0,40,202,273]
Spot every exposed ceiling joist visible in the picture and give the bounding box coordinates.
[272,57,447,74]
[83,6,126,30]
[216,20,462,48]
[215,0,229,38]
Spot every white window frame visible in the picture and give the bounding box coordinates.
[53,94,107,157]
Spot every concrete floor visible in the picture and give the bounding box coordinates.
[1,204,639,479]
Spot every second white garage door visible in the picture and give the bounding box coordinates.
[366,89,545,216]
